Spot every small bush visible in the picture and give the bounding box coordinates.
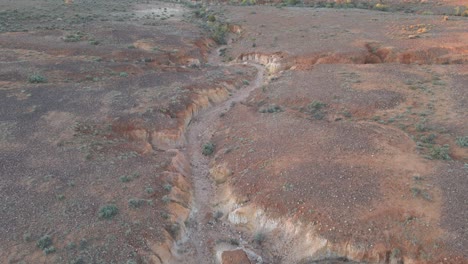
[23,233,32,242]
[202,142,215,156]
[391,248,401,259]
[145,187,154,194]
[415,122,427,132]
[98,204,118,219]
[374,3,389,11]
[214,210,223,220]
[456,136,468,147]
[307,101,326,112]
[420,134,436,144]
[306,100,327,119]
[120,175,131,182]
[28,74,47,83]
[229,238,240,246]
[211,24,228,45]
[36,235,52,250]
[119,72,129,77]
[129,198,148,208]
[207,14,216,22]
[259,104,282,113]
[253,232,266,245]
[285,0,299,6]
[162,195,171,204]
[43,246,56,254]
[167,223,180,238]
[313,111,326,120]
[70,257,85,264]
[429,145,451,160]
[163,184,172,192]
[63,32,85,42]
[241,0,257,5]
[410,187,432,201]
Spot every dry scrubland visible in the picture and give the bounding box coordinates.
[0,0,467,264]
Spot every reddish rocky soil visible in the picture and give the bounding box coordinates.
[204,4,467,264]
[0,1,466,264]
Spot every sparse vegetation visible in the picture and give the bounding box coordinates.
[253,232,266,245]
[429,145,451,160]
[411,187,432,201]
[211,24,229,45]
[214,210,223,220]
[167,223,180,238]
[207,14,216,22]
[37,235,55,254]
[120,175,132,182]
[128,198,149,208]
[98,204,118,219]
[374,3,389,11]
[202,142,215,156]
[23,233,31,242]
[145,186,154,194]
[63,32,85,42]
[43,246,56,254]
[305,100,327,119]
[163,183,172,192]
[36,235,52,250]
[1,1,467,263]
[259,104,282,113]
[456,136,468,147]
[28,73,47,83]
[162,195,171,204]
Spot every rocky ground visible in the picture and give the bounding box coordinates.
[0,1,466,264]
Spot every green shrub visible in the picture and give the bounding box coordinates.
[167,223,180,238]
[420,133,436,144]
[162,195,171,204]
[163,184,172,192]
[63,32,85,42]
[43,246,56,254]
[410,187,432,201]
[120,175,131,182]
[374,3,389,11]
[429,145,451,160]
[207,14,216,22]
[98,204,118,219]
[306,100,327,119]
[259,104,282,113]
[285,0,299,6]
[128,198,147,208]
[253,232,266,245]
[23,233,32,242]
[202,142,215,156]
[241,0,256,5]
[28,74,47,83]
[307,100,326,112]
[415,122,427,132]
[211,24,228,45]
[36,235,52,250]
[145,187,155,194]
[456,136,468,147]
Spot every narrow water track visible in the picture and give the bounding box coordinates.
[173,47,267,263]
